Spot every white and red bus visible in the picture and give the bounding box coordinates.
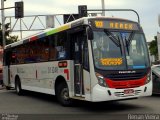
[3,16,152,106]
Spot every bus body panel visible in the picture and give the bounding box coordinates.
[9,60,74,96]
[83,69,92,101]
[3,66,9,86]
[88,40,98,90]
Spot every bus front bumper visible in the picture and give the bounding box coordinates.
[91,81,152,102]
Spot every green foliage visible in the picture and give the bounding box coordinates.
[0,23,18,46]
[149,36,158,59]
[6,35,18,45]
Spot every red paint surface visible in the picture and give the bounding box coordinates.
[64,69,69,80]
[105,76,147,88]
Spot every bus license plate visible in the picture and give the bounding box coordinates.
[124,89,134,94]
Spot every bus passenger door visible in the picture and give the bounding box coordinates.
[70,32,85,96]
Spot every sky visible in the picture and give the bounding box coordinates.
[1,0,160,42]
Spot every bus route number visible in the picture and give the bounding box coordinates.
[48,67,58,73]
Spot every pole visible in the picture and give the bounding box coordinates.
[1,0,6,48]
[20,18,22,39]
[101,0,105,16]
[157,33,160,61]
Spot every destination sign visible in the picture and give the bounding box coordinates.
[100,58,123,66]
[93,20,139,30]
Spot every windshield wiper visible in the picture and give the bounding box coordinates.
[117,36,123,55]
[125,32,135,54]
[126,31,135,46]
[104,29,120,47]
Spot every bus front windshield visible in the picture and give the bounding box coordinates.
[91,30,150,70]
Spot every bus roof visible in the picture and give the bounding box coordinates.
[5,16,138,49]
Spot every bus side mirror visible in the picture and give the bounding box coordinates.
[86,26,93,40]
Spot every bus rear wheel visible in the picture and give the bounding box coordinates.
[6,86,11,90]
[15,78,23,95]
[56,82,72,106]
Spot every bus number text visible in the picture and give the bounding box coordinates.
[48,67,58,73]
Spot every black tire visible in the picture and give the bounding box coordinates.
[56,82,72,106]
[15,78,23,95]
[6,86,11,90]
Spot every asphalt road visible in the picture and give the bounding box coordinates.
[0,89,160,120]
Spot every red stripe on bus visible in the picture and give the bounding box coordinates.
[105,76,147,89]
[30,36,38,41]
[64,69,69,80]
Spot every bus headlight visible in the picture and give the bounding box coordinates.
[146,72,151,84]
[96,73,107,87]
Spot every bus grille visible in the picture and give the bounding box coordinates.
[107,72,144,80]
[105,76,146,89]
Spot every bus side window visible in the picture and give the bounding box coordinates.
[55,32,67,60]
[36,37,50,62]
[24,42,37,63]
[49,35,57,60]
[50,48,57,60]
[11,51,17,64]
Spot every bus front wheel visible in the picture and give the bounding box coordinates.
[56,82,72,106]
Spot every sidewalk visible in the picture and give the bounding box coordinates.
[0,85,5,90]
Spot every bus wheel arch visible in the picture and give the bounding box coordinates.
[54,76,72,106]
[15,75,23,95]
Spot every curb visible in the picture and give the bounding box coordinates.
[0,85,5,90]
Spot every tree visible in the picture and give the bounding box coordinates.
[0,23,18,47]
[149,36,158,60]
[6,35,18,45]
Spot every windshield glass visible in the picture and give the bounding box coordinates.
[122,32,150,69]
[91,30,150,70]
